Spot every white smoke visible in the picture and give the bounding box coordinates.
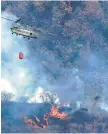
[1,12,84,106]
[1,13,59,104]
[1,14,50,104]
[1,12,34,100]
[100,102,108,112]
[28,87,44,103]
[1,78,16,94]
[27,87,60,104]
[1,12,108,115]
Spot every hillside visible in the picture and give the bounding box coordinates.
[1,1,108,133]
[1,102,108,133]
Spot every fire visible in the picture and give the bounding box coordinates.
[49,105,68,119]
[24,116,48,128]
[24,116,40,128]
[24,105,68,128]
[34,116,40,123]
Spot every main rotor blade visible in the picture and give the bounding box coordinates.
[1,17,15,22]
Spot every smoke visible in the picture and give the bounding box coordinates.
[1,10,86,106]
[1,78,16,94]
[1,12,35,100]
[1,12,57,103]
[101,102,108,112]
[53,68,84,104]
[1,11,108,114]
[52,51,108,112]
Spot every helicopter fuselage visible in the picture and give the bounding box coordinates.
[11,27,41,39]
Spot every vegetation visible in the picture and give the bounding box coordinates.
[1,91,14,102]
[1,1,108,133]
[1,101,108,133]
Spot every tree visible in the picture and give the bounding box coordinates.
[40,91,60,105]
[1,91,14,102]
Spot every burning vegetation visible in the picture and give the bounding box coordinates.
[49,105,68,119]
[24,105,68,128]
[24,115,48,128]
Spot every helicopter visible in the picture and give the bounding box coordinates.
[1,16,51,39]
[11,26,41,39]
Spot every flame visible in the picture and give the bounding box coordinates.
[24,116,40,128]
[49,105,68,119]
[34,116,40,123]
[24,116,48,128]
[24,105,68,128]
